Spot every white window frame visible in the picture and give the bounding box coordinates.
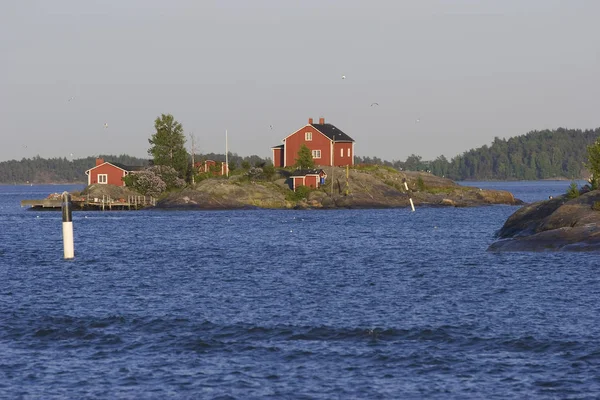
[98,174,108,184]
[305,131,312,141]
[312,149,321,159]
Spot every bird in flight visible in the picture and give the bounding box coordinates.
[341,75,346,80]
[370,102,379,107]
[67,96,75,102]
[104,123,108,129]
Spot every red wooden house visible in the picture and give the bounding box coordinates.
[290,169,328,191]
[271,117,355,168]
[85,158,144,186]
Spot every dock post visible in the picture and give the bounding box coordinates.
[61,192,74,259]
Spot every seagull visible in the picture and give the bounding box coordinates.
[370,102,379,107]
[416,118,420,123]
[104,123,108,129]
[269,125,273,129]
[342,75,346,80]
[68,96,75,102]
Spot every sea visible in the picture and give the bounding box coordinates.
[1,181,599,399]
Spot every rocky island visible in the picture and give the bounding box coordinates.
[81,166,521,210]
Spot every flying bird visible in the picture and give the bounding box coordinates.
[370,102,379,107]
[67,96,75,102]
[341,75,346,80]
[104,123,108,129]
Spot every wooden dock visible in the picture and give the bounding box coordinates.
[21,195,156,211]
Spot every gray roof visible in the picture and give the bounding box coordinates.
[311,123,354,142]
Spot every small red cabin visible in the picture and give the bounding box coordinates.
[194,160,229,176]
[290,169,327,191]
[85,158,144,186]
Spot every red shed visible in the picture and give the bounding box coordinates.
[85,158,144,187]
[290,169,328,191]
[271,117,355,168]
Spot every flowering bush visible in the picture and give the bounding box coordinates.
[148,165,185,189]
[127,170,166,197]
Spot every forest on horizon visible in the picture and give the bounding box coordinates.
[1,127,598,184]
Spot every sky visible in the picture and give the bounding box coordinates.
[1,0,599,163]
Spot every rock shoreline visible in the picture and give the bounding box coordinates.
[488,190,600,252]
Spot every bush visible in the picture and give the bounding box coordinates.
[287,185,311,201]
[592,201,600,211]
[566,181,580,199]
[417,177,426,191]
[148,165,185,189]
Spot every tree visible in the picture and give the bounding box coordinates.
[148,114,188,180]
[587,139,600,189]
[294,144,315,169]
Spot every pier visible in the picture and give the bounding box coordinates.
[21,194,156,211]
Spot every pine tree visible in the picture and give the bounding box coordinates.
[294,144,315,169]
[148,114,188,180]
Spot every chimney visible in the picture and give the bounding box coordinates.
[96,158,105,166]
[319,117,325,124]
[308,118,313,124]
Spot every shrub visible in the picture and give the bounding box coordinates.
[417,177,426,191]
[592,201,600,211]
[287,185,311,201]
[566,181,580,199]
[148,165,185,189]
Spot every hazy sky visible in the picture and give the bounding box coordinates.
[1,0,599,163]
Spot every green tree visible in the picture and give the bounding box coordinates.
[294,144,315,169]
[148,114,188,179]
[587,139,600,189]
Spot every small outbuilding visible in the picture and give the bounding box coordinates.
[290,169,327,191]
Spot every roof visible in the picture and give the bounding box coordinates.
[290,168,327,177]
[271,144,284,149]
[110,162,145,172]
[85,161,145,175]
[311,123,354,142]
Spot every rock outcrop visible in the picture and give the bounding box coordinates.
[156,167,522,210]
[488,190,600,252]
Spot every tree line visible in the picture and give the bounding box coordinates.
[355,128,600,181]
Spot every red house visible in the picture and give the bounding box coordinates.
[85,158,144,187]
[272,117,355,168]
[194,160,229,176]
[290,169,327,191]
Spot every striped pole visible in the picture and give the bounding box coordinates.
[62,192,74,259]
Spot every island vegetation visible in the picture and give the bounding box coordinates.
[3,110,599,188]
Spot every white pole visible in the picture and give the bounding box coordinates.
[61,191,74,259]
[404,180,415,212]
[225,129,229,177]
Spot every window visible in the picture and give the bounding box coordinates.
[312,150,321,159]
[98,174,108,184]
[347,148,350,157]
[340,148,344,157]
[305,131,312,141]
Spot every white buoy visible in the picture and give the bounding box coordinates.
[62,192,74,259]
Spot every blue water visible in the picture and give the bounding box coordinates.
[1,182,599,399]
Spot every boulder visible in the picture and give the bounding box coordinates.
[489,190,600,252]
